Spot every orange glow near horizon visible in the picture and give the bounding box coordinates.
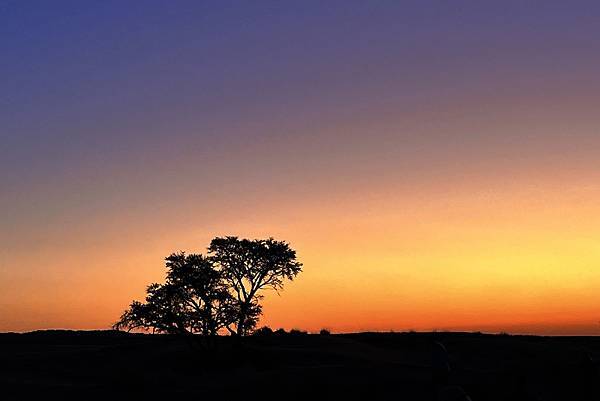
[3,167,600,335]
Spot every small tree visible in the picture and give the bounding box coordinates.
[164,253,237,336]
[114,252,237,336]
[208,237,303,336]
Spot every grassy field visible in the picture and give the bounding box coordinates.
[1,330,599,400]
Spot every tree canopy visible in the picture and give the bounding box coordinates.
[208,237,303,335]
[114,237,302,337]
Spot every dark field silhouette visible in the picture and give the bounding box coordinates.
[1,330,598,400]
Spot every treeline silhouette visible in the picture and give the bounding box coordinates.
[114,236,302,339]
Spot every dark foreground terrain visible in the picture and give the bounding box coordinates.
[1,330,599,400]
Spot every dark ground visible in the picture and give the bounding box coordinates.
[1,330,599,400]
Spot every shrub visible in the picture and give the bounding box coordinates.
[252,326,273,336]
[289,328,308,336]
[319,329,331,335]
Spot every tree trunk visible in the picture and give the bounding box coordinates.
[237,302,248,336]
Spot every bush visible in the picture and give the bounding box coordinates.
[252,326,273,336]
[319,329,331,335]
[274,328,287,335]
[289,328,308,336]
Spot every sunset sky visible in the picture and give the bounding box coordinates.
[2,1,600,334]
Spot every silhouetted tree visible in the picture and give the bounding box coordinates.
[208,237,303,336]
[164,253,238,335]
[114,237,302,338]
[114,253,237,337]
